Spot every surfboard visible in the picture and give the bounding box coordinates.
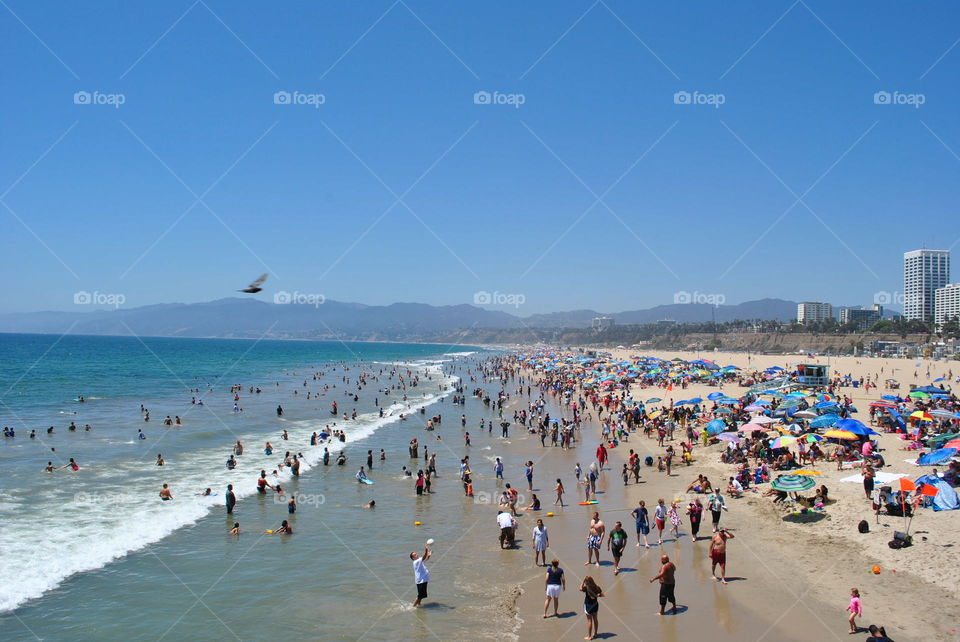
[578,500,598,505]
[359,478,374,485]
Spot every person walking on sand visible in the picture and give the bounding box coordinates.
[543,558,565,618]
[687,499,703,541]
[708,490,727,532]
[649,554,677,615]
[607,521,628,575]
[585,512,605,566]
[709,528,734,583]
[667,501,681,540]
[632,500,651,548]
[555,478,565,506]
[580,576,604,640]
[532,518,549,566]
[847,588,863,634]
[410,545,432,607]
[654,498,667,545]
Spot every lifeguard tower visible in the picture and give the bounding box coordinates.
[795,364,829,388]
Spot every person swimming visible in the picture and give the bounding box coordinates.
[159,484,173,501]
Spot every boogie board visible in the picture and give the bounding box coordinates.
[359,478,375,485]
[578,500,598,505]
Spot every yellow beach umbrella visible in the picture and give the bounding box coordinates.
[823,429,858,440]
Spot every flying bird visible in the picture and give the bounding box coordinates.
[238,274,268,293]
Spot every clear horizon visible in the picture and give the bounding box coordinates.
[3,2,959,314]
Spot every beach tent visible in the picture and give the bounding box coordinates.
[917,448,958,465]
[914,475,959,511]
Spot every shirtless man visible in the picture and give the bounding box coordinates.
[710,528,735,584]
[585,512,605,566]
[159,484,173,501]
[649,554,677,615]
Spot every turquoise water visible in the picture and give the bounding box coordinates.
[0,334,518,641]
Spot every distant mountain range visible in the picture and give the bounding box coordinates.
[0,297,891,341]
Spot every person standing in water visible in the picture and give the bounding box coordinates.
[410,545,432,608]
[580,576,604,640]
[709,528,734,584]
[226,484,236,514]
[532,518,549,566]
[649,554,677,615]
[632,500,651,548]
[607,521,628,575]
[543,558,565,618]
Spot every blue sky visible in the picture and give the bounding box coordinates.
[2,1,958,314]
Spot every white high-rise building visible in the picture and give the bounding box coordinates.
[904,249,950,322]
[797,302,833,325]
[935,283,960,329]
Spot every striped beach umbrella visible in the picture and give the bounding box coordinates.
[910,411,934,423]
[771,475,816,492]
[770,435,797,448]
[823,429,858,440]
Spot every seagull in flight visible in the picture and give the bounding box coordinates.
[238,274,268,293]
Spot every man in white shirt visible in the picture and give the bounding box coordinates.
[497,510,517,548]
[410,545,432,607]
[727,476,743,498]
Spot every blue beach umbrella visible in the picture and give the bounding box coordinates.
[810,414,841,429]
[705,419,727,435]
[835,418,878,436]
[707,392,725,401]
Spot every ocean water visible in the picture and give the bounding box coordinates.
[0,334,517,641]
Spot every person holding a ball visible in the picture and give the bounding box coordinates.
[410,543,432,607]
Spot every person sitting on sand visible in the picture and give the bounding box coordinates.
[686,474,707,494]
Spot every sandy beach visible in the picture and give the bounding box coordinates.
[498,349,959,642]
